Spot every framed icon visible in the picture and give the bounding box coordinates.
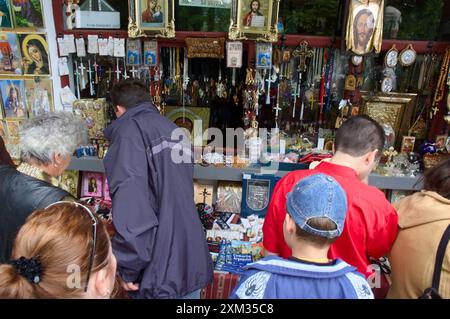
[0,79,28,119]
[129,0,175,38]
[11,0,44,29]
[0,0,13,28]
[229,0,280,42]
[0,32,22,75]
[18,33,50,76]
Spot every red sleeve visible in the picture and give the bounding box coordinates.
[366,201,399,258]
[263,175,291,254]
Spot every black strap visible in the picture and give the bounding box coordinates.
[431,224,450,292]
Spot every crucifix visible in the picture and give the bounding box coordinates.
[74,60,81,99]
[130,66,139,79]
[122,66,130,80]
[265,69,277,105]
[115,58,122,82]
[200,188,211,206]
[93,59,99,84]
[106,68,113,87]
[87,59,95,96]
[78,58,87,90]
[291,82,300,118]
[292,41,314,122]
[430,106,439,119]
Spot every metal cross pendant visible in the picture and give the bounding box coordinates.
[130,66,139,78]
[115,58,122,82]
[292,40,314,73]
[430,106,439,119]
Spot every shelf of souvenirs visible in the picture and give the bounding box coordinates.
[68,155,422,191]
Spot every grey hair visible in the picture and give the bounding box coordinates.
[19,112,88,165]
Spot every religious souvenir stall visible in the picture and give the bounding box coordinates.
[2,0,449,298]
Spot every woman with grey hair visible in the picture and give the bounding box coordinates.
[0,112,87,263]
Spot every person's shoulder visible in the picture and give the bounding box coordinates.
[279,169,314,189]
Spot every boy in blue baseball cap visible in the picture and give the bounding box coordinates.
[230,174,373,299]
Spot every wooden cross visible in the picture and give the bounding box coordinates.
[292,40,314,73]
[106,68,113,82]
[200,188,211,205]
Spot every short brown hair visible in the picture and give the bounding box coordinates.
[110,78,152,110]
[335,115,385,158]
[291,215,338,248]
[0,203,112,298]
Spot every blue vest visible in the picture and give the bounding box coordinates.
[230,256,374,299]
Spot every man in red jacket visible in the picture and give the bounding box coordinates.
[263,116,398,286]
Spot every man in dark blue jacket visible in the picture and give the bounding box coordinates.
[104,79,213,299]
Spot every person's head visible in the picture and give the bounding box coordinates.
[0,202,116,299]
[422,158,450,200]
[89,177,96,186]
[250,0,260,13]
[19,113,87,177]
[284,174,348,250]
[353,9,374,50]
[333,115,385,181]
[110,79,152,118]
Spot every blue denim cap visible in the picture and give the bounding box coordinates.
[286,174,348,239]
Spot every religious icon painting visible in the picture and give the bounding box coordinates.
[60,170,80,198]
[400,136,415,154]
[133,0,175,38]
[0,0,13,28]
[0,79,28,119]
[144,40,157,67]
[435,135,448,151]
[127,38,142,66]
[18,33,50,76]
[11,0,44,29]
[255,42,272,69]
[345,0,384,55]
[25,77,53,118]
[82,172,103,198]
[0,33,22,75]
[5,119,20,137]
[230,0,280,42]
[73,98,108,139]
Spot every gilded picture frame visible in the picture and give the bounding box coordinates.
[128,0,175,38]
[360,92,417,149]
[229,0,280,42]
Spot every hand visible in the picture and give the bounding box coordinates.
[121,282,140,291]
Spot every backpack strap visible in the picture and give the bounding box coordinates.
[431,224,450,292]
